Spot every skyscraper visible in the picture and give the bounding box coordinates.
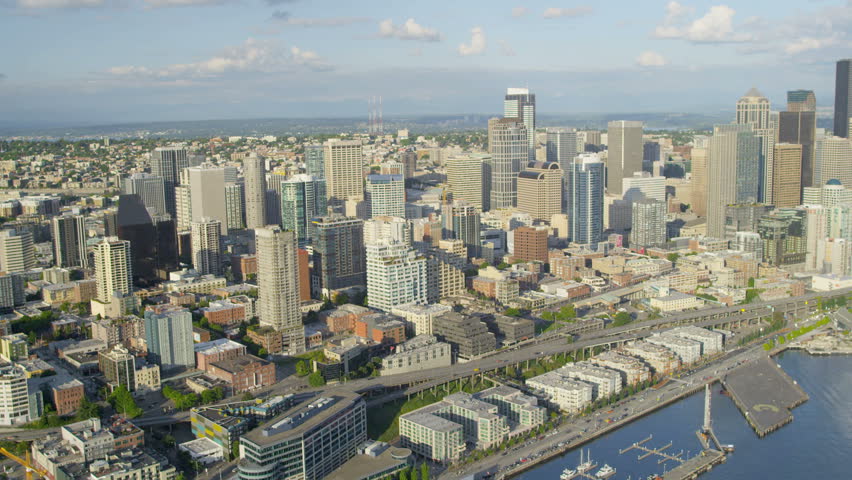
[787,89,816,112]
[188,165,227,235]
[814,136,852,188]
[175,184,192,232]
[504,87,536,160]
[255,226,303,354]
[93,237,131,302]
[707,124,760,238]
[567,155,605,245]
[190,218,222,276]
[605,121,643,195]
[52,215,88,269]
[366,174,405,218]
[770,143,803,208]
[631,199,667,248]
[150,147,189,217]
[144,305,194,370]
[281,175,327,247]
[546,128,578,210]
[117,194,177,286]
[0,230,34,274]
[512,226,548,263]
[324,139,364,208]
[690,147,708,216]
[450,201,481,259]
[446,154,489,211]
[243,153,267,229]
[400,151,417,179]
[266,172,287,227]
[224,183,246,231]
[517,161,562,221]
[488,118,528,209]
[778,109,817,188]
[834,59,851,138]
[736,88,774,202]
[123,173,166,217]
[366,241,429,312]
[310,216,366,296]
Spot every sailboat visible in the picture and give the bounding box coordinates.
[577,449,596,473]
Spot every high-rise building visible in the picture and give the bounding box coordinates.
[690,147,708,216]
[446,154,489,211]
[0,229,34,274]
[814,136,852,187]
[450,201,481,259]
[631,199,667,248]
[150,147,189,217]
[488,118,528,209]
[517,161,562,221]
[778,110,817,189]
[188,165,227,235]
[304,145,325,179]
[224,183,246,231]
[787,89,816,112]
[504,87,536,160]
[243,153,267,229]
[144,305,194,370]
[770,143,803,208]
[324,139,364,208]
[190,218,222,276]
[117,194,177,286]
[400,151,417,179]
[0,274,25,313]
[643,141,661,173]
[567,155,605,245]
[52,215,88,269]
[513,226,548,263]
[834,59,851,138]
[735,88,774,203]
[123,173,166,217]
[255,226,303,354]
[281,175,327,247]
[707,124,760,238]
[605,121,643,195]
[758,209,807,266]
[0,365,39,426]
[724,204,774,239]
[364,216,412,246]
[546,128,578,210]
[93,237,131,302]
[803,179,852,208]
[311,217,366,296]
[266,172,287,227]
[366,174,405,218]
[366,241,429,312]
[98,344,136,392]
[175,184,192,232]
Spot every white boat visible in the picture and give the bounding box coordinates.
[560,468,579,480]
[596,464,616,479]
[577,449,595,473]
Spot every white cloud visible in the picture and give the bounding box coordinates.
[378,18,442,41]
[16,0,104,8]
[270,11,371,27]
[458,26,486,56]
[499,40,516,56]
[143,0,230,7]
[636,51,668,67]
[108,38,330,80]
[542,6,593,19]
[512,6,528,17]
[784,35,841,55]
[653,4,752,43]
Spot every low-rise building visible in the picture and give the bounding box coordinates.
[354,313,407,345]
[208,355,275,393]
[554,362,623,400]
[432,311,497,360]
[381,335,452,376]
[201,299,246,326]
[526,371,594,413]
[390,303,452,336]
[246,325,283,354]
[194,338,248,372]
[0,333,28,361]
[649,291,705,312]
[52,379,84,417]
[646,334,702,365]
[588,351,651,386]
[320,304,372,334]
[621,341,681,375]
[478,386,546,427]
[485,314,534,344]
[666,326,724,355]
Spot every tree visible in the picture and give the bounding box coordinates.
[612,312,633,327]
[504,307,522,317]
[163,434,176,447]
[241,392,255,401]
[667,253,680,262]
[333,292,350,305]
[74,397,101,421]
[296,361,310,377]
[108,385,142,418]
[747,277,755,288]
[308,371,326,387]
[232,441,241,460]
[258,348,269,357]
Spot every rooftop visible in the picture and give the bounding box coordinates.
[209,354,269,374]
[194,338,247,355]
[242,392,363,445]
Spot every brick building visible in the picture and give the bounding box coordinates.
[207,355,276,393]
[194,339,248,372]
[512,227,548,264]
[52,379,85,416]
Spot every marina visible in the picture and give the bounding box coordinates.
[558,450,616,480]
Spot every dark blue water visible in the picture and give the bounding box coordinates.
[517,351,852,479]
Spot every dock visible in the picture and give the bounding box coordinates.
[661,450,725,480]
[721,356,809,437]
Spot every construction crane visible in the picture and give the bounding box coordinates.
[0,447,48,480]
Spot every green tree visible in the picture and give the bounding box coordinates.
[667,253,680,262]
[420,462,430,480]
[163,434,176,447]
[241,392,255,401]
[231,441,241,460]
[295,360,310,377]
[612,312,633,327]
[503,307,522,317]
[333,292,350,305]
[308,371,326,387]
[74,398,101,421]
[108,385,142,418]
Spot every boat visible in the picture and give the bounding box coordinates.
[722,444,736,452]
[560,468,579,480]
[577,449,595,473]
[596,464,616,479]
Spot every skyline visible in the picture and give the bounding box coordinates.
[1,1,851,124]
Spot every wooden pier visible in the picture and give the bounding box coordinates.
[661,450,726,480]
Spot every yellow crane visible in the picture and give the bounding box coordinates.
[0,447,48,480]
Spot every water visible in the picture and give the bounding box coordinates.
[517,351,852,479]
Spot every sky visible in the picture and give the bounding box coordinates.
[1,0,851,125]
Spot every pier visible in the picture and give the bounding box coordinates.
[661,450,726,480]
[721,356,809,437]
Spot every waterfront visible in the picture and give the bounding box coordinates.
[515,351,852,479]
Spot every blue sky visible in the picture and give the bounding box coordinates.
[1,0,851,125]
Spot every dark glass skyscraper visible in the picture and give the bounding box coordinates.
[150,147,189,217]
[834,59,851,138]
[779,110,817,189]
[310,216,366,296]
[117,194,177,287]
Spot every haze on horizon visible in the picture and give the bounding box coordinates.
[1,0,850,125]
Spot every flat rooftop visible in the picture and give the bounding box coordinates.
[325,445,411,480]
[242,392,363,446]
